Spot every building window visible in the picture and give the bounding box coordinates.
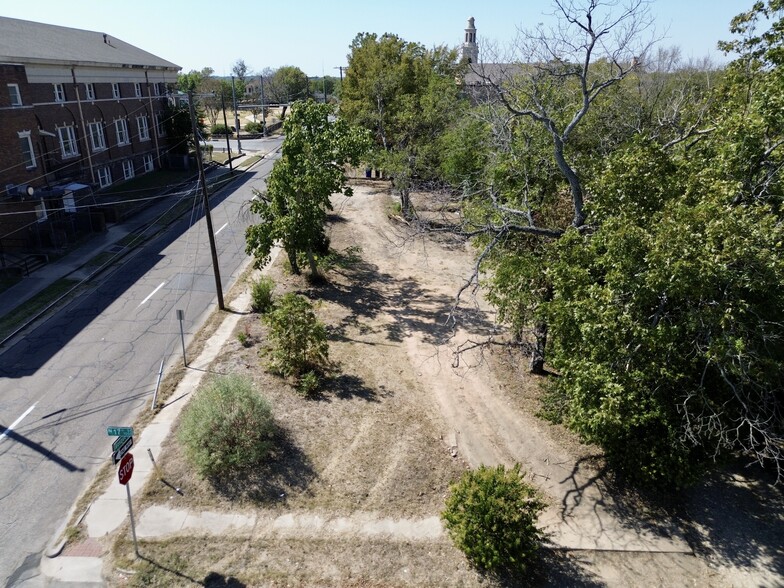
[112,83,120,99]
[134,83,142,97]
[88,122,106,151]
[153,83,161,96]
[35,198,47,222]
[8,84,22,107]
[156,113,167,137]
[53,83,65,102]
[122,159,135,180]
[97,166,112,188]
[143,153,154,173]
[85,83,95,100]
[137,115,150,141]
[18,131,36,168]
[115,118,129,145]
[57,126,78,158]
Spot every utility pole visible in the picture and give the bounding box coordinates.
[259,75,266,137]
[323,76,327,103]
[220,92,233,172]
[187,90,225,311]
[334,66,344,83]
[231,75,242,154]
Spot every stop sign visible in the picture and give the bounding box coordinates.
[118,452,134,485]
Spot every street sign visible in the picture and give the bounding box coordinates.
[118,452,134,485]
[112,436,133,464]
[107,426,133,437]
[112,435,132,453]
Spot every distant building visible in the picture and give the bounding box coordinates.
[0,17,180,256]
[459,17,521,102]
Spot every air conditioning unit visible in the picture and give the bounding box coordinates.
[5,184,18,197]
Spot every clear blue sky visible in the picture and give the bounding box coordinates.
[2,1,747,76]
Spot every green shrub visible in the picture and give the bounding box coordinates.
[264,293,329,378]
[442,464,545,573]
[178,375,275,478]
[250,276,275,313]
[211,124,232,136]
[297,371,320,397]
[244,121,264,133]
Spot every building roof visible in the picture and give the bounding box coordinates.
[0,17,179,70]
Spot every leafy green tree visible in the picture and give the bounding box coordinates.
[442,464,545,572]
[340,33,465,216]
[263,65,309,104]
[245,100,371,276]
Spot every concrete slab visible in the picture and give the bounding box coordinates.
[181,510,256,535]
[40,554,103,584]
[84,498,129,537]
[136,505,188,538]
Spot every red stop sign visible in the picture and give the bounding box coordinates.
[118,452,134,485]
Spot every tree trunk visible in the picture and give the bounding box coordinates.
[287,248,300,275]
[400,188,412,220]
[552,134,585,228]
[530,321,548,375]
[306,247,319,278]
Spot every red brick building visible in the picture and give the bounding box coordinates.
[0,17,180,255]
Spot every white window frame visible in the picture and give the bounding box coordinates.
[137,115,150,141]
[85,83,95,100]
[153,83,160,96]
[53,83,65,102]
[142,153,154,173]
[18,131,36,168]
[35,198,48,223]
[88,122,106,152]
[97,166,112,188]
[112,83,120,99]
[134,82,142,97]
[8,83,22,107]
[115,118,129,145]
[57,126,78,158]
[122,159,135,180]
[156,112,166,137]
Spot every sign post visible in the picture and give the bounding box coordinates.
[118,452,139,556]
[176,309,186,366]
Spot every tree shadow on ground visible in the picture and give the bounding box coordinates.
[470,548,604,587]
[208,428,315,504]
[678,460,784,580]
[311,257,496,346]
[555,453,784,583]
[322,373,393,402]
[557,456,688,545]
[203,571,247,587]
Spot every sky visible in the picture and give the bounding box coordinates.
[1,1,748,76]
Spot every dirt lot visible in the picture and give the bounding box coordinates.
[110,183,784,587]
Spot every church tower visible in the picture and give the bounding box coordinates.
[461,17,479,64]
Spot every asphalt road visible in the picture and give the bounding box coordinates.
[0,140,282,586]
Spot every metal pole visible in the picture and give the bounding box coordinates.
[231,75,242,154]
[126,483,139,556]
[259,75,266,137]
[188,90,225,310]
[177,309,186,366]
[151,357,164,410]
[221,92,233,172]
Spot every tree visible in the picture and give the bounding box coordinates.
[263,66,309,104]
[340,33,465,217]
[232,58,249,83]
[245,101,371,276]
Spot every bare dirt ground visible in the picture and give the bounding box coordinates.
[112,183,784,587]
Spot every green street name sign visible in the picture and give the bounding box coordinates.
[107,426,134,437]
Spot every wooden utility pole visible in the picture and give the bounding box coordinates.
[187,90,225,310]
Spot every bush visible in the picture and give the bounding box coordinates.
[250,276,275,313]
[211,124,232,136]
[244,121,264,133]
[297,370,320,397]
[178,375,275,478]
[264,293,329,379]
[442,464,545,573]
